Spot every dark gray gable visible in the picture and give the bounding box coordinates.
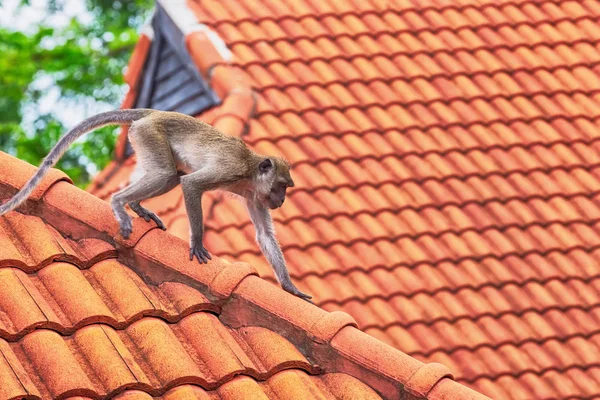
[134,4,220,116]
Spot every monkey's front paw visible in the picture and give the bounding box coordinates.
[282,282,313,303]
[189,241,212,264]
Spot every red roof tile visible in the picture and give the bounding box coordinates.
[0,151,485,399]
[88,0,600,398]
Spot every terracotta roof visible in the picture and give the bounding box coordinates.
[88,0,600,398]
[0,151,490,399]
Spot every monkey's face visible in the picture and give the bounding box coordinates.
[257,157,294,209]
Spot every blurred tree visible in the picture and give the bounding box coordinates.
[0,0,153,186]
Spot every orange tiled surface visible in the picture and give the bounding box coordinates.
[89,0,600,398]
[1,151,487,400]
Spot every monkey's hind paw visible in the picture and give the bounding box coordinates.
[120,222,133,240]
[133,207,167,230]
[146,212,166,230]
[189,244,212,264]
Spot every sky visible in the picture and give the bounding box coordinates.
[0,0,114,117]
[0,0,117,169]
[0,0,92,33]
[0,0,121,174]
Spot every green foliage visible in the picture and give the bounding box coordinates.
[0,0,153,187]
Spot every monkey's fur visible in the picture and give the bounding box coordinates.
[0,109,311,300]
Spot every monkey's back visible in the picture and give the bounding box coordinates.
[134,110,252,175]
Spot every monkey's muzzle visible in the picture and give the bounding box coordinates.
[267,196,285,209]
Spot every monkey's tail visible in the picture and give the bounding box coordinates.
[0,108,155,216]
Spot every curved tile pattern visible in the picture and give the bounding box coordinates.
[89,0,600,398]
[0,313,317,399]
[0,260,216,340]
[110,371,382,400]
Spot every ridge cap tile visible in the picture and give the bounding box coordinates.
[184,20,257,138]
[42,180,156,247]
[0,207,117,273]
[209,261,258,299]
[186,30,225,80]
[329,325,423,399]
[405,362,454,398]
[209,65,252,98]
[224,275,329,333]
[309,310,358,344]
[124,33,152,89]
[428,377,494,400]
[132,228,231,300]
[222,275,484,399]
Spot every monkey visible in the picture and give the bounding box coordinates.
[0,109,312,301]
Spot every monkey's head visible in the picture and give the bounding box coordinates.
[255,157,294,209]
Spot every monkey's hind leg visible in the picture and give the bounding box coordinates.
[125,162,168,230]
[111,124,178,239]
[111,173,179,238]
[129,201,167,230]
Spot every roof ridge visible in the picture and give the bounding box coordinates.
[113,32,153,161]
[219,274,489,399]
[0,150,490,399]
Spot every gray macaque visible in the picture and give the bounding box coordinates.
[0,109,311,301]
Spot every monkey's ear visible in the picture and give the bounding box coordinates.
[259,158,273,174]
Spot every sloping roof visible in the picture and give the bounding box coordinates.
[0,151,488,399]
[89,0,600,398]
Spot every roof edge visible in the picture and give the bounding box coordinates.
[219,275,493,400]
